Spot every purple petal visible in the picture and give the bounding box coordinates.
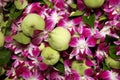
[77,26,83,34]
[22,69,32,79]
[87,36,96,47]
[82,28,91,37]
[116,51,120,55]
[69,37,78,47]
[76,53,86,60]
[32,48,40,57]
[57,18,66,27]
[39,62,48,71]
[5,36,13,43]
[32,36,43,46]
[45,17,56,31]
[77,0,85,11]
[116,22,120,29]
[24,2,41,14]
[84,76,95,80]
[52,0,65,9]
[85,59,95,67]
[71,70,81,80]
[109,0,120,6]
[72,17,82,25]
[85,48,92,56]
[99,70,110,79]
[84,68,94,76]
[21,50,28,57]
[114,40,120,45]
[69,48,79,59]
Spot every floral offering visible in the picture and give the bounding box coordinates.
[0,0,120,80]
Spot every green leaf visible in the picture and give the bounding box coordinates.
[105,35,117,44]
[70,10,84,17]
[69,3,77,9]
[54,62,64,73]
[12,10,23,19]
[10,5,16,14]
[99,15,107,21]
[10,5,23,19]
[43,0,53,8]
[102,62,110,70]
[82,14,95,28]
[105,56,120,69]
[0,48,11,66]
[109,45,120,59]
[13,32,31,44]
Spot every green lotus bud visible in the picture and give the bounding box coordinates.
[71,60,90,76]
[13,32,31,44]
[14,0,28,10]
[83,0,105,8]
[105,56,120,69]
[41,47,60,65]
[21,13,45,36]
[0,32,4,47]
[48,27,71,51]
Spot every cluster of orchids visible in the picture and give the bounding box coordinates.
[0,0,120,80]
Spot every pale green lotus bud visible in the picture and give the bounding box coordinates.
[0,32,4,47]
[71,60,90,76]
[41,47,60,65]
[14,0,28,10]
[13,32,31,44]
[83,0,105,8]
[48,27,71,51]
[105,56,120,69]
[21,13,45,36]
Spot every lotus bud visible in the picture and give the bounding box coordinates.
[14,0,28,10]
[83,0,105,8]
[105,56,120,69]
[48,27,71,51]
[21,13,45,36]
[71,60,90,76]
[13,32,31,44]
[41,47,60,65]
[0,32,4,47]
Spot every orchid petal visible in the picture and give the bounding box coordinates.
[87,36,96,47]
[69,37,78,47]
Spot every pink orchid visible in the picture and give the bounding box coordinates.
[69,36,96,60]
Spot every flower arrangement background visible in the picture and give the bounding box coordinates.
[0,0,120,80]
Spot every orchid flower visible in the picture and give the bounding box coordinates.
[69,36,96,60]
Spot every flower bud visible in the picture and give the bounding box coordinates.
[21,13,45,36]
[41,47,60,65]
[71,60,90,76]
[48,27,71,51]
[0,32,4,47]
[105,56,120,69]
[14,0,28,10]
[83,0,105,8]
